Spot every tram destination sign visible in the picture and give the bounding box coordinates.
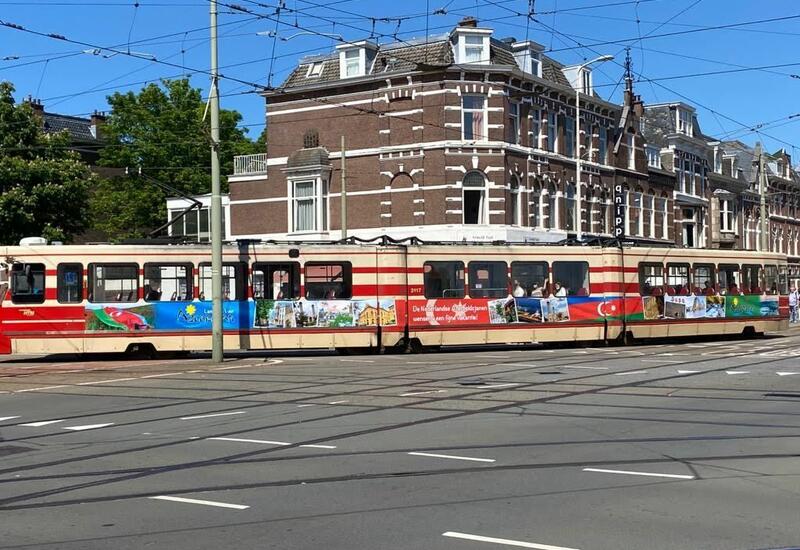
[613,183,626,238]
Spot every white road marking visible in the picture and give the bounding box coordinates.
[408,452,495,463]
[641,359,683,364]
[0,416,21,422]
[677,370,701,374]
[614,371,648,376]
[338,359,374,363]
[479,383,520,389]
[19,419,65,427]
[505,363,538,368]
[297,404,315,408]
[561,366,608,370]
[476,355,511,359]
[400,390,446,397]
[63,423,114,431]
[300,444,337,449]
[329,400,349,405]
[77,377,137,385]
[14,385,68,393]
[726,371,749,375]
[442,531,580,550]
[180,411,246,420]
[148,496,249,510]
[140,372,182,379]
[777,372,799,376]
[405,361,431,364]
[207,437,290,446]
[582,467,694,480]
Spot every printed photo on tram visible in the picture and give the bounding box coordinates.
[514,297,543,323]
[541,297,570,322]
[353,299,398,327]
[706,296,726,318]
[488,297,518,324]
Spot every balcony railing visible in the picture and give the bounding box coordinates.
[233,153,268,176]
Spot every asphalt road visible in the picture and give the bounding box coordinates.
[1,330,799,550]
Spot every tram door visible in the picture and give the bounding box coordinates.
[0,265,8,354]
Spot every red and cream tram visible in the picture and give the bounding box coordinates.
[0,241,790,356]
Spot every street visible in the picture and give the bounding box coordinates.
[1,331,799,550]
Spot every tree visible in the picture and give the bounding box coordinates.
[92,78,261,240]
[0,81,91,245]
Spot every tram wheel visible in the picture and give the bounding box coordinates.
[125,343,157,359]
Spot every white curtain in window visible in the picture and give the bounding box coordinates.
[294,181,316,231]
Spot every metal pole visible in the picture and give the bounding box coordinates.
[210,0,223,363]
[341,135,347,240]
[575,88,582,241]
[757,142,768,252]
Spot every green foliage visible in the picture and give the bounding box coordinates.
[0,81,92,245]
[92,79,261,241]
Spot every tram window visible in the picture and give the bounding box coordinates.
[253,262,300,299]
[10,263,46,304]
[88,264,138,303]
[468,261,507,298]
[666,264,690,295]
[57,263,83,303]
[718,264,741,295]
[764,265,779,295]
[305,262,352,299]
[144,263,193,302]
[511,262,548,297]
[741,264,762,294]
[199,263,246,301]
[638,263,664,296]
[552,261,590,296]
[777,265,789,295]
[424,261,465,299]
[693,264,715,294]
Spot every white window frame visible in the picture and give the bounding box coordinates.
[597,127,607,164]
[564,116,575,158]
[626,133,636,170]
[340,47,363,78]
[547,111,558,153]
[646,145,661,169]
[457,32,490,64]
[677,108,693,137]
[529,108,542,149]
[720,198,735,233]
[288,178,328,234]
[462,95,487,142]
[509,177,522,226]
[306,62,324,78]
[462,172,489,225]
[713,146,723,174]
[508,101,520,145]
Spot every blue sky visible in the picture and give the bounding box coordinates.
[1,0,799,155]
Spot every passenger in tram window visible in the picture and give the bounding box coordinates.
[702,281,715,296]
[170,292,177,301]
[512,280,526,298]
[199,291,206,301]
[325,288,336,299]
[146,285,162,301]
[530,284,544,297]
[554,282,567,297]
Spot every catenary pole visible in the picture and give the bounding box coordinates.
[341,135,347,240]
[210,0,223,362]
[756,142,769,252]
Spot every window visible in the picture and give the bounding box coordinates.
[530,109,541,148]
[463,171,487,225]
[343,48,361,77]
[764,265,779,295]
[628,191,643,236]
[463,35,485,63]
[714,146,723,174]
[507,102,520,144]
[693,264,715,293]
[252,263,300,300]
[644,193,655,238]
[170,207,221,242]
[144,263,192,302]
[468,261,508,298]
[626,132,635,170]
[424,261,465,299]
[565,183,577,232]
[305,262,352,299]
[512,261,548,297]
[582,121,591,160]
[88,264,138,303]
[546,184,558,229]
[741,264,762,294]
[581,69,591,94]
[597,127,607,164]
[657,196,669,239]
[306,62,324,78]
[57,263,82,303]
[199,262,245,301]
[292,180,317,232]
[509,177,521,225]
[529,183,541,227]
[552,261,589,296]
[666,264,690,295]
[677,108,692,136]
[646,146,661,169]
[462,96,486,141]
[547,111,557,152]
[718,264,741,294]
[10,263,45,304]
[638,263,664,296]
[719,198,735,233]
[564,116,575,157]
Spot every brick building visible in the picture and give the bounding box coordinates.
[228,18,654,244]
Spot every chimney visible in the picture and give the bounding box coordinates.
[24,96,44,115]
[89,110,106,140]
[458,16,478,28]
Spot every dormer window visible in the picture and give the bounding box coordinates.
[562,65,594,94]
[452,24,492,65]
[580,70,591,94]
[464,35,486,63]
[511,40,544,77]
[713,146,723,174]
[306,62,324,78]
[336,41,377,79]
[677,108,693,136]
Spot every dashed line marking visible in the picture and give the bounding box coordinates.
[63,423,114,431]
[726,371,749,375]
[400,390,447,397]
[442,532,579,550]
[207,437,289,446]
[777,372,800,376]
[582,467,694,480]
[148,496,249,510]
[614,371,648,376]
[479,383,520,389]
[180,411,246,420]
[77,377,137,385]
[408,452,495,463]
[19,419,65,427]
[329,400,349,405]
[0,416,21,423]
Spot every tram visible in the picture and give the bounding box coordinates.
[0,240,790,356]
